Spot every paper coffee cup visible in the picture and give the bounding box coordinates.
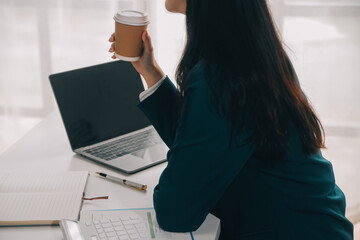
[114,10,150,62]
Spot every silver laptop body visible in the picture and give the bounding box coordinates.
[49,61,168,174]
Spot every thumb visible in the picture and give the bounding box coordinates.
[142,31,154,53]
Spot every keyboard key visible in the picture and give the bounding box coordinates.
[102,223,112,228]
[123,220,132,225]
[137,228,146,233]
[126,229,137,234]
[135,223,145,229]
[125,225,135,229]
[131,219,141,224]
[119,236,130,240]
[100,219,110,224]
[106,231,116,237]
[116,230,127,236]
[114,226,125,231]
[104,228,114,233]
[110,217,120,222]
[129,233,139,239]
[140,233,149,238]
[108,237,119,240]
[113,221,123,226]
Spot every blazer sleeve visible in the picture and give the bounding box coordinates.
[138,65,255,232]
[137,76,181,148]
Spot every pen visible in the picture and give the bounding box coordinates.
[95,172,147,191]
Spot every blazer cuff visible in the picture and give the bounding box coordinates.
[139,75,167,102]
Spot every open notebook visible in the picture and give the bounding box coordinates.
[0,171,89,226]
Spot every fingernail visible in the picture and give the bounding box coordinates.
[109,47,113,52]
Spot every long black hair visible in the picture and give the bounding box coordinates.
[176,0,325,162]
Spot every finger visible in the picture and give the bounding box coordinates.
[111,53,116,59]
[142,31,147,42]
[109,42,115,52]
[108,33,115,42]
[142,31,153,53]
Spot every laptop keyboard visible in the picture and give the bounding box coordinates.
[83,128,163,161]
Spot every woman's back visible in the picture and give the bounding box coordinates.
[212,118,353,239]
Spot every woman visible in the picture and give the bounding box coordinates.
[109,0,354,239]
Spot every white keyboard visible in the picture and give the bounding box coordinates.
[88,213,170,240]
[60,209,193,240]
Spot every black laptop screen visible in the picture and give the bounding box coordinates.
[49,61,151,150]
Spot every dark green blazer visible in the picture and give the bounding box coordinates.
[137,60,353,239]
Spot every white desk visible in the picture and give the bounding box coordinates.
[0,111,220,240]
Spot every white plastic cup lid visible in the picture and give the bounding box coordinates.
[114,10,150,26]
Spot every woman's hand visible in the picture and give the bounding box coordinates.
[108,31,165,88]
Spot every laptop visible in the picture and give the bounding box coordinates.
[49,61,168,174]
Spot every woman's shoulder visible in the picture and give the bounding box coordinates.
[186,59,218,87]
[187,59,208,80]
